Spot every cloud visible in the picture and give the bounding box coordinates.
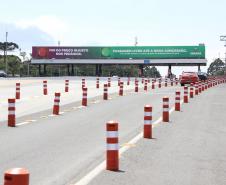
[15,15,70,43]
[0,22,55,54]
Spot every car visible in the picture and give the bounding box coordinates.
[0,70,7,77]
[197,72,208,81]
[179,72,199,86]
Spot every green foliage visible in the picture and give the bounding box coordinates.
[207,58,225,76]
[0,42,19,52]
[143,66,161,78]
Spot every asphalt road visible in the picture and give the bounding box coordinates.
[90,83,226,185]
[0,82,181,185]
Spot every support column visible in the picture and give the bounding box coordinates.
[71,64,74,76]
[67,64,70,76]
[168,65,172,78]
[139,65,144,77]
[99,64,102,76]
[198,65,201,72]
[95,64,99,76]
[38,65,41,76]
[44,65,47,76]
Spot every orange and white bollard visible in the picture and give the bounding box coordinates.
[43,80,48,95]
[82,79,86,89]
[96,77,99,89]
[65,80,69,92]
[135,80,139,92]
[127,77,130,85]
[118,77,120,86]
[195,82,199,95]
[108,77,111,87]
[162,97,169,122]
[103,84,108,100]
[4,168,29,185]
[106,121,119,171]
[184,86,188,103]
[176,78,179,85]
[82,87,88,106]
[202,82,205,91]
[15,83,20,100]
[144,80,148,91]
[158,79,161,88]
[144,105,152,139]
[165,79,167,87]
[190,85,194,98]
[53,93,60,115]
[8,99,16,127]
[175,91,181,111]
[152,81,155,89]
[199,82,202,93]
[171,79,174,86]
[119,82,124,96]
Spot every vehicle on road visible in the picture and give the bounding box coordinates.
[0,70,7,77]
[179,71,199,86]
[197,72,208,81]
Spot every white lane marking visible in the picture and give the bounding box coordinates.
[72,101,182,185]
[16,122,29,126]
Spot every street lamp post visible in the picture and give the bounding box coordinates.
[4,32,8,74]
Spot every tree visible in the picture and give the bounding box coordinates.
[7,55,22,76]
[143,66,161,78]
[207,58,225,76]
[0,42,19,53]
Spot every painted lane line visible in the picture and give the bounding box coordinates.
[16,122,29,126]
[72,102,182,185]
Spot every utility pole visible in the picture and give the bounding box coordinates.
[220,35,226,63]
[4,32,8,74]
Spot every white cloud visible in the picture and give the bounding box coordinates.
[15,15,70,43]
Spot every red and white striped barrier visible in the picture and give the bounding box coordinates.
[82,79,86,89]
[175,91,180,111]
[8,98,16,127]
[184,86,188,103]
[190,84,194,98]
[175,78,178,86]
[4,168,29,185]
[15,83,20,100]
[118,77,120,86]
[205,82,207,90]
[198,82,202,93]
[148,78,150,83]
[96,78,99,89]
[152,81,155,89]
[171,79,173,86]
[162,97,169,122]
[158,79,161,88]
[135,80,139,92]
[201,82,205,91]
[119,82,124,96]
[53,93,60,115]
[103,84,108,100]
[82,87,88,106]
[108,77,111,87]
[144,80,148,91]
[43,80,48,95]
[144,105,152,139]
[65,80,69,92]
[106,121,119,171]
[195,82,199,95]
[142,78,144,84]
[127,77,130,85]
[165,79,167,87]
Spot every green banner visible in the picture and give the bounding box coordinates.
[100,46,205,59]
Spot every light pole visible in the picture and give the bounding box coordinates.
[220,35,226,63]
[4,32,8,74]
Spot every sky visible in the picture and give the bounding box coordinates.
[0,0,226,75]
